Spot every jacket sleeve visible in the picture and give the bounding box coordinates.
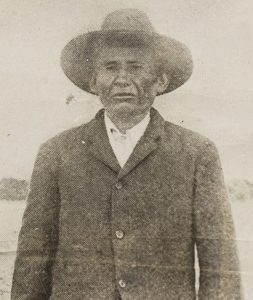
[193,140,243,300]
[11,138,61,300]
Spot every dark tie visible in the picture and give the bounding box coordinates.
[115,288,122,299]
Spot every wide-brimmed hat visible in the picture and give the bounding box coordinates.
[61,9,193,95]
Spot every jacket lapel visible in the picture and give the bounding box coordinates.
[85,109,121,174]
[118,108,165,179]
[84,108,166,178]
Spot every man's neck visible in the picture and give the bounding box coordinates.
[105,110,150,134]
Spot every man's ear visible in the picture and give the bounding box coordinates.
[156,73,170,94]
[89,73,98,95]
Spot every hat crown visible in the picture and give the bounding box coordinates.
[101,9,155,32]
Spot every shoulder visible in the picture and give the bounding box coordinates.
[163,121,218,158]
[38,118,95,154]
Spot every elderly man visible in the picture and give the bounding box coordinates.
[11,9,242,300]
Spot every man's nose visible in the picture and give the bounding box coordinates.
[114,69,131,87]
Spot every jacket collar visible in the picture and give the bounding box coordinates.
[84,107,166,179]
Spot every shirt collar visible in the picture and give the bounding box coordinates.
[104,111,150,143]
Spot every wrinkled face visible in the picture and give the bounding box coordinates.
[90,46,169,117]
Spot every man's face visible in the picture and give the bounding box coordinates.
[90,46,168,118]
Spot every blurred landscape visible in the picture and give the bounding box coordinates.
[0,177,253,299]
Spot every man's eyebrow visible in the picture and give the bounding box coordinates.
[127,60,143,64]
[103,61,118,65]
[99,60,144,66]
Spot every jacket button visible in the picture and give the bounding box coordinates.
[115,182,123,189]
[118,279,126,288]
[115,230,124,239]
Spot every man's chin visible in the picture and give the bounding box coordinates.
[109,103,141,115]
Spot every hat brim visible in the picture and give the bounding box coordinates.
[61,30,193,95]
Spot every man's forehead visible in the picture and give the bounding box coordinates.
[95,46,154,64]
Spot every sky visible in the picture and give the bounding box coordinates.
[0,0,253,180]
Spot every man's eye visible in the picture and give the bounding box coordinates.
[105,65,117,71]
[130,65,142,69]
[128,65,144,73]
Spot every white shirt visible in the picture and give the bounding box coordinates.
[104,112,150,168]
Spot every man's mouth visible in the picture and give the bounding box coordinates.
[112,92,136,100]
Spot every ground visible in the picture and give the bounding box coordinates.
[0,200,252,299]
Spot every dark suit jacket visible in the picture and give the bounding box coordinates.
[11,108,242,299]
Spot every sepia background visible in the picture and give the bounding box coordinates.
[0,0,253,299]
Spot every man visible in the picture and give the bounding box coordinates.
[11,9,242,300]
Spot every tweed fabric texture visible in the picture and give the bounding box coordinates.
[11,108,242,299]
